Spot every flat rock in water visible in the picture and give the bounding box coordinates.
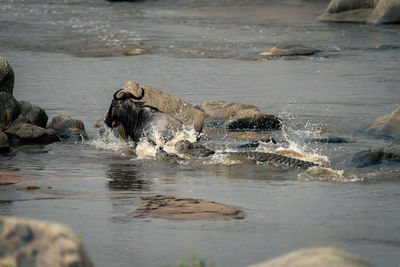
[134,195,245,220]
[247,247,374,267]
[195,101,281,130]
[122,81,205,132]
[259,44,321,57]
[0,172,23,185]
[47,114,88,142]
[366,106,400,138]
[305,136,349,143]
[0,216,94,267]
[0,56,14,95]
[0,92,20,131]
[13,101,48,128]
[5,123,60,145]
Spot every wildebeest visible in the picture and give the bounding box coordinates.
[105,88,183,145]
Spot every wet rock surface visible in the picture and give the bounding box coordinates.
[259,44,321,57]
[47,115,88,142]
[13,101,48,128]
[247,247,374,267]
[134,195,245,220]
[0,56,14,94]
[122,81,205,132]
[0,131,10,153]
[319,0,400,24]
[0,92,20,131]
[195,100,281,130]
[5,123,60,145]
[0,216,94,267]
[305,136,349,143]
[349,144,400,167]
[366,106,400,138]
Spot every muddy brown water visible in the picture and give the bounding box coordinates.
[1,0,400,266]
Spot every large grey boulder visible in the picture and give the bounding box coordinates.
[5,123,59,145]
[0,216,94,267]
[326,0,375,13]
[247,247,374,267]
[47,115,88,142]
[0,92,20,131]
[0,56,14,95]
[367,0,400,24]
[349,144,400,167]
[195,100,282,130]
[0,131,10,153]
[366,106,400,138]
[122,81,205,133]
[13,101,48,128]
[319,0,400,24]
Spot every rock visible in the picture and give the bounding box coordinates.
[259,45,321,57]
[175,140,215,157]
[226,109,282,130]
[195,101,282,130]
[122,81,205,133]
[12,101,48,128]
[367,0,400,24]
[318,8,373,23]
[319,0,400,24]
[349,148,384,167]
[325,0,375,14]
[0,131,10,153]
[349,144,400,167]
[366,106,400,138]
[5,123,59,145]
[305,136,349,143]
[47,115,88,142]
[0,92,20,131]
[247,247,374,267]
[134,195,245,220]
[0,216,94,267]
[0,56,14,95]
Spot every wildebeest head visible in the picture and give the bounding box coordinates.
[104,88,145,129]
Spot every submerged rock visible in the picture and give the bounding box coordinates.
[366,106,400,138]
[0,56,14,95]
[195,100,281,130]
[134,195,245,220]
[349,144,400,167]
[13,101,48,128]
[0,216,94,267]
[122,81,205,132]
[175,140,215,157]
[259,44,321,57]
[5,123,59,145]
[247,247,374,267]
[47,115,88,142]
[0,131,10,153]
[0,92,20,131]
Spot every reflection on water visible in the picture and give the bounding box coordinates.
[106,163,151,191]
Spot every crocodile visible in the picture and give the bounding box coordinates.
[225,151,321,169]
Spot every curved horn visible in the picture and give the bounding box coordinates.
[113,88,145,101]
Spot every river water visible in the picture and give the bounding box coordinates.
[1,0,400,266]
